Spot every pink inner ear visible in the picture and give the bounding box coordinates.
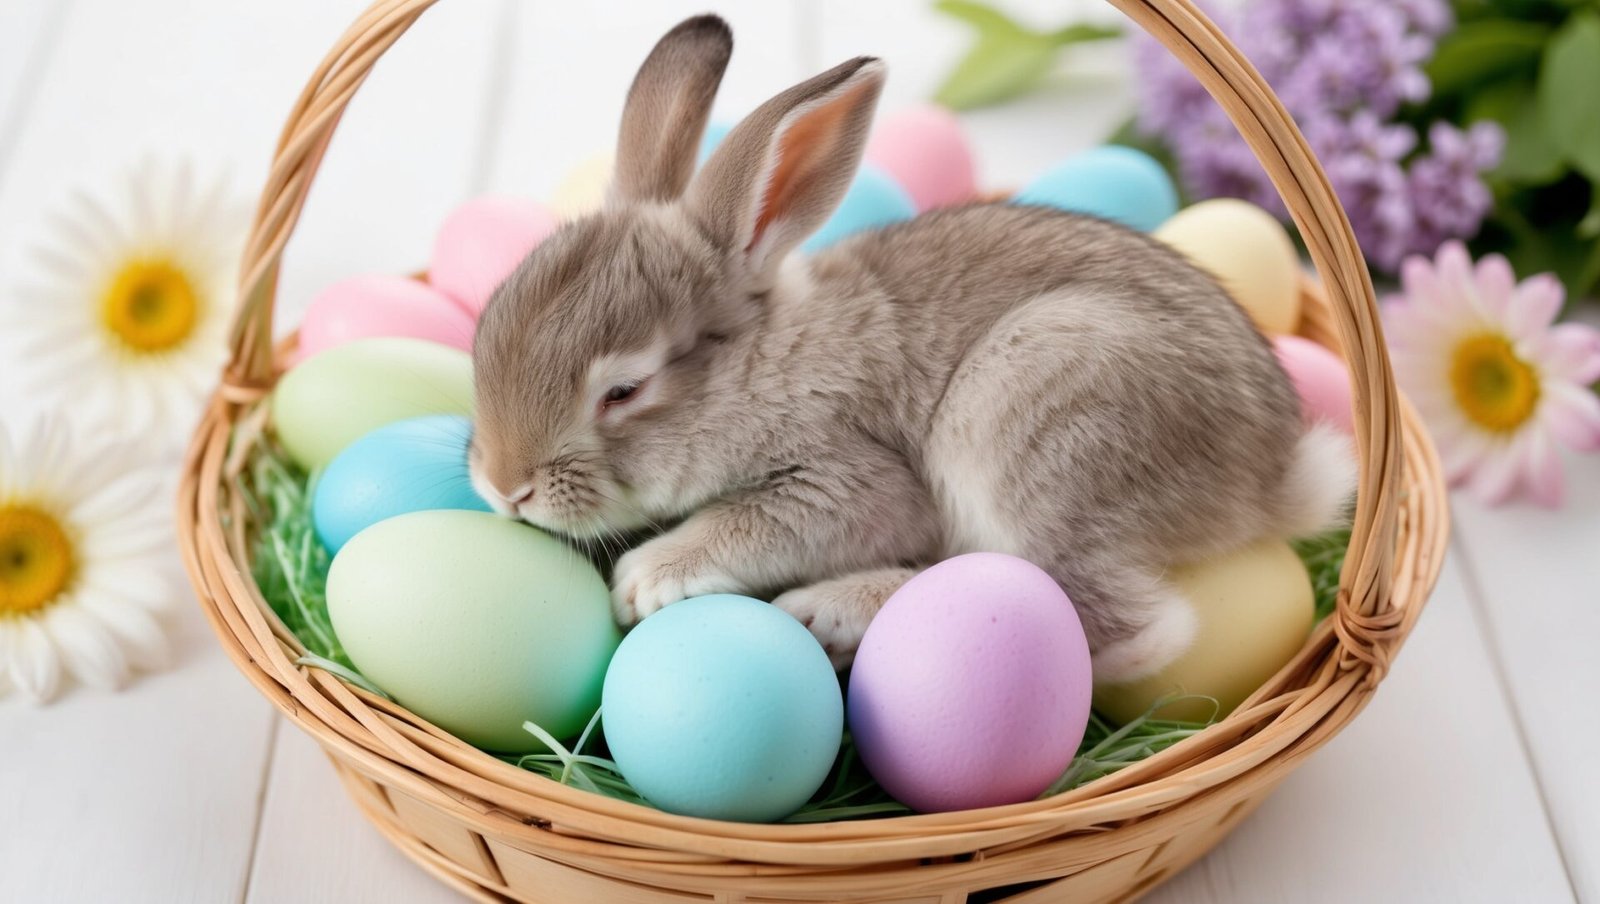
[748,79,876,251]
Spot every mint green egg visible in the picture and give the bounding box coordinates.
[272,337,474,469]
[326,510,619,753]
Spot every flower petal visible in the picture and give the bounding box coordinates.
[1521,427,1565,508]
[1538,323,1600,385]
[78,593,171,671]
[44,602,131,691]
[1465,436,1523,506]
[6,617,64,703]
[1542,383,1600,452]
[1505,273,1564,343]
[1472,253,1517,319]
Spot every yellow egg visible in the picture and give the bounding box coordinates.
[1094,539,1315,724]
[1154,198,1302,335]
[549,151,613,219]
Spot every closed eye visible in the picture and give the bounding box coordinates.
[600,379,645,411]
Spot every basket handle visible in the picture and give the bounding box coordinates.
[224,0,1403,677]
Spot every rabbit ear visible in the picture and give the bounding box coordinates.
[688,56,886,291]
[611,15,734,206]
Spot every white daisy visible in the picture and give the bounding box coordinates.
[3,158,245,435]
[0,416,173,703]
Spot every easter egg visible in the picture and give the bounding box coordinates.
[295,274,475,363]
[272,337,473,469]
[1274,335,1355,435]
[429,195,558,317]
[312,415,490,554]
[550,151,613,218]
[1155,198,1302,335]
[327,510,619,752]
[802,165,916,253]
[1012,145,1178,232]
[1094,540,1315,724]
[864,105,977,211]
[847,553,1092,813]
[601,594,843,822]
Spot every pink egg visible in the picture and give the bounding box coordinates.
[864,105,977,212]
[428,195,559,317]
[1275,335,1355,435]
[295,274,476,364]
[847,553,1092,813]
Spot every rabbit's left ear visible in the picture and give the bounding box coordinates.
[610,15,734,206]
[687,56,886,292]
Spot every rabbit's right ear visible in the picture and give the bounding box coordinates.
[610,15,734,206]
[687,57,886,292]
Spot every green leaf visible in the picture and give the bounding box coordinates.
[932,1,1119,111]
[1426,19,1550,97]
[1467,79,1567,184]
[1538,10,1600,182]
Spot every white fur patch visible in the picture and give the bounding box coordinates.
[1091,592,1199,683]
[1281,422,1358,537]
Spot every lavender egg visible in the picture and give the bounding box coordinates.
[847,553,1092,813]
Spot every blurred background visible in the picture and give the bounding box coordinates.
[0,1,1594,902]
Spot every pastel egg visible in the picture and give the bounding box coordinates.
[1155,199,1302,335]
[602,595,843,822]
[848,553,1092,813]
[295,274,475,364]
[1013,145,1179,232]
[429,195,558,317]
[328,510,619,752]
[864,105,977,211]
[550,151,613,219]
[1274,335,1355,434]
[312,415,490,554]
[1094,539,1315,724]
[272,337,473,469]
[802,165,916,253]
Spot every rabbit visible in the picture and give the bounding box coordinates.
[468,14,1355,682]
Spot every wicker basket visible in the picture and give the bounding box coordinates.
[176,0,1449,900]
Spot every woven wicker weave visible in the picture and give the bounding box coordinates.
[176,1,1449,900]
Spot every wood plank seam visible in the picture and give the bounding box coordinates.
[1447,525,1582,899]
[237,716,285,904]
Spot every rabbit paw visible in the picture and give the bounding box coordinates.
[611,538,740,626]
[772,583,879,671]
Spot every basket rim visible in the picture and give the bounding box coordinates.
[176,278,1448,863]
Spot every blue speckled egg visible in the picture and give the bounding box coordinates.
[601,595,844,822]
[802,165,917,252]
[1012,145,1179,232]
[312,415,490,554]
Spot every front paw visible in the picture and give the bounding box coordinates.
[611,538,743,626]
[772,584,876,671]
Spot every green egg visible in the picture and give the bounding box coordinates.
[272,337,474,469]
[326,510,620,753]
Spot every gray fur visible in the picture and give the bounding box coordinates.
[470,17,1354,681]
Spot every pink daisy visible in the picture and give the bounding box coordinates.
[1385,241,1600,508]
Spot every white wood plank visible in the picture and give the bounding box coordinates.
[481,0,809,201]
[245,722,466,904]
[1149,551,1575,904]
[816,0,1132,191]
[0,569,278,904]
[0,0,70,181]
[1452,453,1600,901]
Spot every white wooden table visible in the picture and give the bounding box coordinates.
[0,1,1593,901]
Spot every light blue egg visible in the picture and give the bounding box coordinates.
[312,414,490,554]
[601,594,843,822]
[1012,145,1179,232]
[697,121,733,165]
[802,165,917,252]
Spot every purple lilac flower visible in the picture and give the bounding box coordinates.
[1130,0,1494,272]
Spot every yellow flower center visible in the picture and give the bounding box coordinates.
[1450,333,1541,433]
[101,258,199,353]
[0,505,75,617]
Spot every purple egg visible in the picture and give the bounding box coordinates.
[847,553,1092,812]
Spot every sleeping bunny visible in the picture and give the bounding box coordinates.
[468,15,1354,682]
